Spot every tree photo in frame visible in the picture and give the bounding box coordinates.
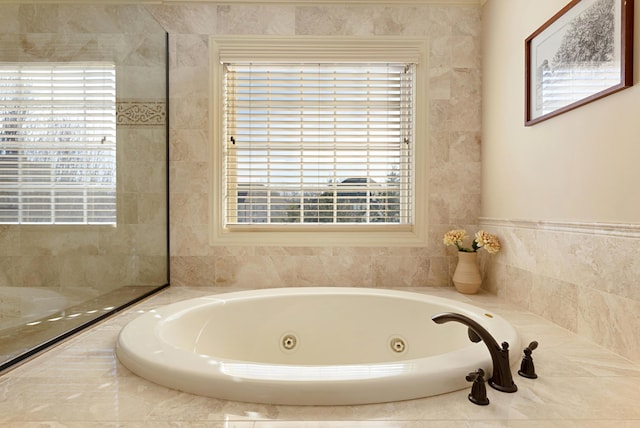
[525,0,634,126]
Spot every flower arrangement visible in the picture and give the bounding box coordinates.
[443,229,501,254]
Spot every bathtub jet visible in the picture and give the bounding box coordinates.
[116,287,520,405]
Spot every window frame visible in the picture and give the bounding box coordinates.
[210,36,429,247]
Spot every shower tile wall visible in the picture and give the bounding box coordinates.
[148,3,483,288]
[0,4,167,302]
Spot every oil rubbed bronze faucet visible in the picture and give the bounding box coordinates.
[432,312,517,393]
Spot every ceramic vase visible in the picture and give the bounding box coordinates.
[452,251,482,294]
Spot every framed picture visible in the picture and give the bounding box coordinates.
[525,0,634,126]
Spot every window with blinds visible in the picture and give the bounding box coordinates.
[223,62,414,226]
[0,63,116,225]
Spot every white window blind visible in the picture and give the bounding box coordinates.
[223,62,414,225]
[0,63,116,225]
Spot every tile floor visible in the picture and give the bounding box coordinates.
[0,285,166,371]
[1,286,640,427]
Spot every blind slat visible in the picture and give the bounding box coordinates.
[224,62,414,226]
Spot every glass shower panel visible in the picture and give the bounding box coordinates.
[0,4,169,372]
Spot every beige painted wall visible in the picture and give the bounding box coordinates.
[482,0,640,224]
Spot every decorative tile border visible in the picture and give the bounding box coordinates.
[117,101,166,126]
[479,217,640,238]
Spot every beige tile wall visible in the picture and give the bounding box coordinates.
[481,219,640,364]
[149,2,483,288]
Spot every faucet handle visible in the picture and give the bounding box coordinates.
[518,340,539,379]
[465,368,483,382]
[466,368,490,406]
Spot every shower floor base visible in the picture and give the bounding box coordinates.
[0,284,168,374]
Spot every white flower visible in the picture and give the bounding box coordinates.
[475,230,501,254]
[443,229,467,247]
[443,229,501,254]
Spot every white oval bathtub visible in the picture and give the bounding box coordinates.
[116,287,520,405]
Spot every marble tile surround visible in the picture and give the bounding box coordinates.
[149,2,483,290]
[2,286,640,426]
[480,218,640,365]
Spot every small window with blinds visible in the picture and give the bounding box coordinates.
[223,62,414,226]
[0,63,116,225]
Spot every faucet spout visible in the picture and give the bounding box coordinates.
[432,312,517,393]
